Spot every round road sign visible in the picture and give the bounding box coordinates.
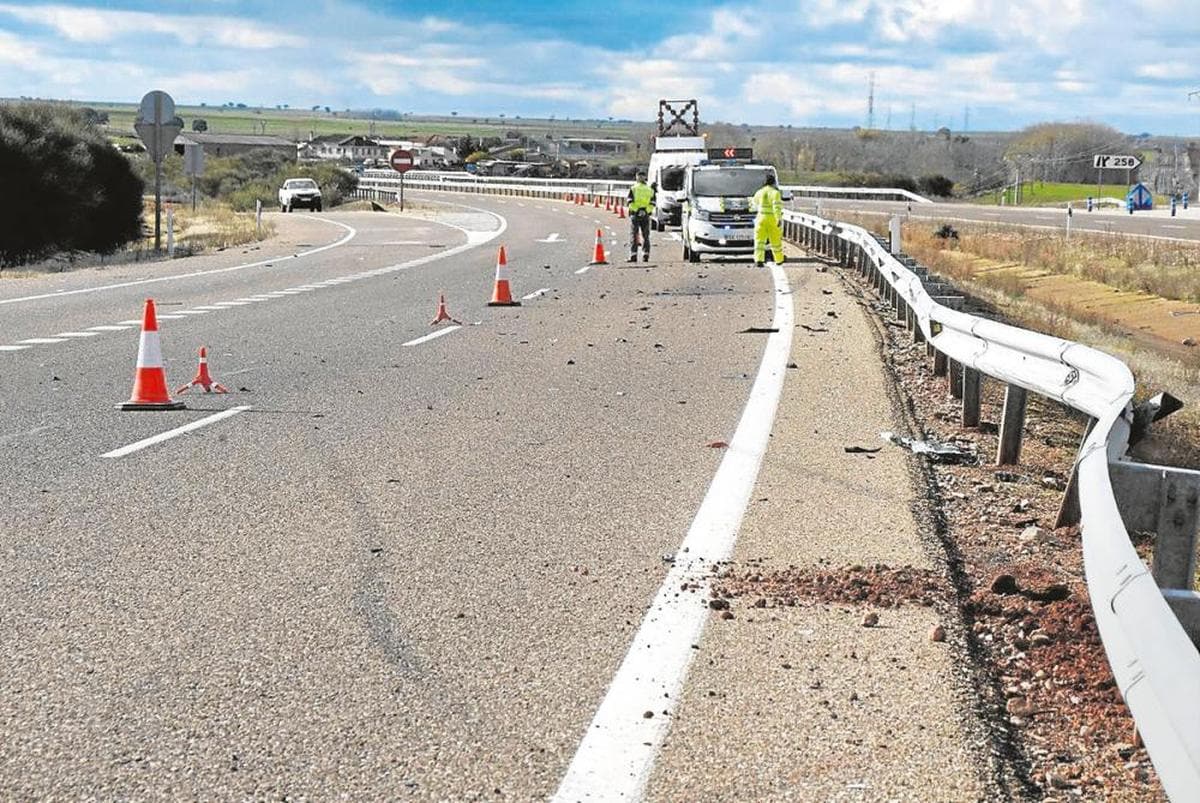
[390,149,415,173]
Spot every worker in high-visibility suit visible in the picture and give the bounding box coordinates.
[750,173,784,267]
[627,172,655,262]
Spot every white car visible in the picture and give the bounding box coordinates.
[278,178,323,212]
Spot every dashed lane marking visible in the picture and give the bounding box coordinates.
[101,406,252,459]
[402,326,461,347]
[575,266,592,275]
[522,288,551,300]
[54,332,102,338]
[2,200,508,355]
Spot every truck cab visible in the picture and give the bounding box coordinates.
[646,135,706,230]
[680,160,782,262]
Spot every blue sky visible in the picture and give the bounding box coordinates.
[1,0,1199,134]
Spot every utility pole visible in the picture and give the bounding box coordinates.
[867,72,875,131]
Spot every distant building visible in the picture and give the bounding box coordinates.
[298,135,389,163]
[173,132,296,160]
[375,140,460,168]
[557,137,631,157]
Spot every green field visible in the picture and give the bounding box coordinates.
[970,181,1160,207]
[82,100,643,145]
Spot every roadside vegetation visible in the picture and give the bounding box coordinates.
[834,211,1200,456]
[0,102,143,268]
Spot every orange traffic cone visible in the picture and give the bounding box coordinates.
[605,196,613,211]
[589,229,608,265]
[618,202,626,219]
[563,192,571,202]
[488,245,521,306]
[177,346,229,394]
[118,299,186,410]
[431,292,461,325]
[593,195,600,208]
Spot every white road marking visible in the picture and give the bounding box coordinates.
[537,233,563,243]
[88,325,132,332]
[117,319,142,325]
[155,314,185,320]
[54,331,101,338]
[1163,224,1186,230]
[0,345,31,352]
[190,305,226,311]
[402,326,461,347]
[176,309,211,315]
[101,406,252,459]
[522,288,551,300]
[0,221,357,308]
[553,263,794,801]
[575,266,592,275]
[212,301,251,306]
[19,337,66,344]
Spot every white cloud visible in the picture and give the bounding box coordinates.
[0,4,306,48]
[0,28,38,63]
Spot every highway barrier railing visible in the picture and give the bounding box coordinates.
[782,210,1200,801]
[354,170,931,205]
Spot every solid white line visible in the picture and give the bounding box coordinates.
[522,288,551,300]
[402,326,461,347]
[54,331,102,338]
[553,264,794,802]
[101,406,251,459]
[575,266,592,275]
[19,337,66,344]
[0,345,31,351]
[0,221,357,307]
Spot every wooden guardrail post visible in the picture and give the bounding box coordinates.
[962,367,982,428]
[997,384,1028,464]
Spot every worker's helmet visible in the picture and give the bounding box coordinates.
[765,173,777,185]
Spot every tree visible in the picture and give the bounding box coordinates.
[1006,122,1127,183]
[192,118,208,132]
[0,103,143,266]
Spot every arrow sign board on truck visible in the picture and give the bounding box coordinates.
[707,147,753,160]
[1093,154,1142,169]
[390,149,415,173]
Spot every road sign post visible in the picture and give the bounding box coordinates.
[134,90,182,252]
[390,149,415,211]
[183,143,205,212]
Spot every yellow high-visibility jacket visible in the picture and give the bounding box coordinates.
[751,184,783,219]
[628,181,655,214]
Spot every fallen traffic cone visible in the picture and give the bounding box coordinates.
[488,245,521,306]
[177,346,229,394]
[589,229,608,265]
[431,292,461,325]
[118,299,186,410]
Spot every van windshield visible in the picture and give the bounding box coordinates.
[692,169,772,197]
[287,179,318,189]
[660,167,686,192]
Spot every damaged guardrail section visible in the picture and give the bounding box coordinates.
[782,210,1200,801]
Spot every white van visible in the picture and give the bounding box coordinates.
[646,136,706,230]
[680,162,783,262]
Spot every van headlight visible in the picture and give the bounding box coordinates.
[692,208,712,222]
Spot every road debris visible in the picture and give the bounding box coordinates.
[881,431,977,464]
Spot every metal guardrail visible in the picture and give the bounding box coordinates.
[355,170,931,205]
[782,210,1200,801]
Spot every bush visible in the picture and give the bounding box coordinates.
[918,174,955,197]
[0,102,143,266]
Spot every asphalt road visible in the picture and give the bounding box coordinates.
[805,197,1200,241]
[1,196,790,797]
